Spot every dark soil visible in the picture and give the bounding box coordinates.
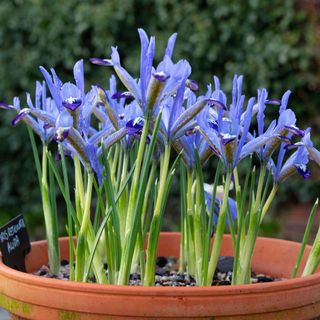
[33,256,284,286]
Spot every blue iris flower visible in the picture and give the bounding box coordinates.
[162,89,211,168]
[198,75,272,169]
[301,129,320,166]
[255,89,305,162]
[9,81,58,144]
[268,140,311,183]
[90,29,192,115]
[10,61,128,183]
[95,75,143,150]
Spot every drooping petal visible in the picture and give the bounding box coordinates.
[278,146,309,183]
[61,83,82,111]
[240,134,274,161]
[126,117,144,135]
[207,99,227,110]
[266,98,281,105]
[98,127,128,152]
[153,71,170,82]
[284,125,305,137]
[84,143,103,184]
[295,164,311,180]
[171,99,208,139]
[0,102,14,110]
[186,79,199,91]
[89,58,113,66]
[308,147,320,166]
[220,133,237,145]
[11,108,31,125]
[111,47,142,105]
[111,91,134,100]
[54,110,73,141]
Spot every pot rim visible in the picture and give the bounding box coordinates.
[1,232,319,297]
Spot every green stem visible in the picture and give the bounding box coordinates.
[293,199,318,278]
[206,169,232,286]
[254,165,266,213]
[194,177,204,283]
[75,172,106,283]
[58,144,74,280]
[186,169,195,277]
[179,162,187,273]
[74,156,85,223]
[260,184,278,223]
[118,150,129,245]
[144,143,171,286]
[302,199,320,276]
[201,161,221,286]
[118,115,151,285]
[42,145,60,274]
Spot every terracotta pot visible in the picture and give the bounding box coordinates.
[1,233,320,319]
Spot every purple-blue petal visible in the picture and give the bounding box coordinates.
[208,119,218,131]
[186,79,199,91]
[284,125,305,137]
[279,90,291,113]
[0,102,14,110]
[153,71,170,82]
[111,91,134,100]
[62,98,82,111]
[278,135,292,144]
[43,123,53,129]
[126,117,144,135]
[60,82,82,110]
[54,128,70,142]
[73,59,85,97]
[11,108,31,125]
[207,99,227,110]
[164,33,177,59]
[89,57,113,66]
[220,133,237,145]
[39,66,63,111]
[265,99,281,105]
[295,164,311,179]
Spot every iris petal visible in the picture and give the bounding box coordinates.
[89,58,113,66]
[11,108,31,125]
[0,102,14,110]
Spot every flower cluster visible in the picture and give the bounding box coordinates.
[2,29,320,286]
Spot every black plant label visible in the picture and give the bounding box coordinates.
[0,215,31,272]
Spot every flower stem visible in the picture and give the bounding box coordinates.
[260,184,278,223]
[293,199,319,278]
[42,144,60,275]
[144,143,171,286]
[117,115,151,285]
[206,169,232,286]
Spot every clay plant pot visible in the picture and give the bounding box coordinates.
[1,232,320,319]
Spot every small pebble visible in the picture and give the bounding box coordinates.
[33,256,284,287]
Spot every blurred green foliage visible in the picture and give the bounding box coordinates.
[0,0,319,237]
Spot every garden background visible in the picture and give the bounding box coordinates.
[0,0,319,241]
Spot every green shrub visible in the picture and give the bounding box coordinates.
[0,0,318,233]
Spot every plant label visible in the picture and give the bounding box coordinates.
[0,215,31,272]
